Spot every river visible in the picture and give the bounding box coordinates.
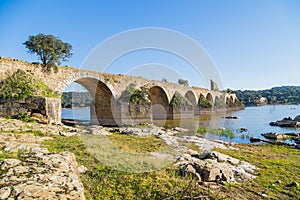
[62,105,300,144]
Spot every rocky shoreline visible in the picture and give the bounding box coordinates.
[0,118,258,199]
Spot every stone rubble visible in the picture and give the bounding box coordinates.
[0,118,85,200]
[0,117,79,136]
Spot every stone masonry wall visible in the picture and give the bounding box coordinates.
[0,97,61,124]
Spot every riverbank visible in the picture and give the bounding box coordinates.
[0,117,299,199]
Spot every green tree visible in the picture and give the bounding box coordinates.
[161,78,168,82]
[23,33,72,72]
[178,79,189,86]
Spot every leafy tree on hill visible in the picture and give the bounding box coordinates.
[23,33,72,73]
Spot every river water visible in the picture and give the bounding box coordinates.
[62,105,300,144]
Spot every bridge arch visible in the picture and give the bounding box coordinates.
[185,90,198,115]
[206,93,213,103]
[230,95,235,103]
[185,90,197,106]
[54,71,117,98]
[59,72,117,126]
[149,86,170,119]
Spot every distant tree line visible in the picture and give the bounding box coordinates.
[62,92,92,108]
[233,86,300,106]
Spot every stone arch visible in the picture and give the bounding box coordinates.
[206,93,213,103]
[185,90,198,115]
[61,75,117,126]
[230,95,234,103]
[54,71,117,98]
[226,97,230,104]
[94,81,117,126]
[149,86,170,119]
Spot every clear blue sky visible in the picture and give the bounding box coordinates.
[1,0,300,90]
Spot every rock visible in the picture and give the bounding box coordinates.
[287,181,299,187]
[250,137,261,142]
[172,127,189,133]
[275,180,282,184]
[211,151,227,162]
[78,165,87,174]
[180,164,201,181]
[239,128,248,132]
[175,149,256,184]
[294,137,300,144]
[261,193,268,198]
[0,187,11,199]
[87,126,111,135]
[3,143,15,152]
[59,131,78,137]
[202,163,235,182]
[0,159,21,170]
[227,157,240,165]
[30,113,47,124]
[0,129,86,200]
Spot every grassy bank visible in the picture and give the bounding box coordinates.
[216,144,300,199]
[41,134,212,199]
[41,134,299,199]
[1,127,299,199]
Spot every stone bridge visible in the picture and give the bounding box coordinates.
[0,57,239,126]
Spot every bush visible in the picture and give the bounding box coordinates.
[170,91,192,108]
[198,94,212,108]
[214,96,225,108]
[0,69,59,99]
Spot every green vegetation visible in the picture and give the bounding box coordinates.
[197,126,234,139]
[107,133,166,153]
[130,86,150,104]
[178,79,189,86]
[161,78,168,82]
[1,125,299,199]
[234,86,300,106]
[119,84,150,104]
[0,69,59,99]
[198,93,212,108]
[177,139,202,153]
[0,151,17,161]
[226,97,244,107]
[13,113,35,123]
[216,144,300,199]
[214,96,225,108]
[41,134,214,199]
[23,33,72,72]
[170,91,192,107]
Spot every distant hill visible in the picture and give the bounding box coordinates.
[234,86,300,106]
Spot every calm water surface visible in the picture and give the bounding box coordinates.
[62,105,300,144]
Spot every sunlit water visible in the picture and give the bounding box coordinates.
[62,105,300,144]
